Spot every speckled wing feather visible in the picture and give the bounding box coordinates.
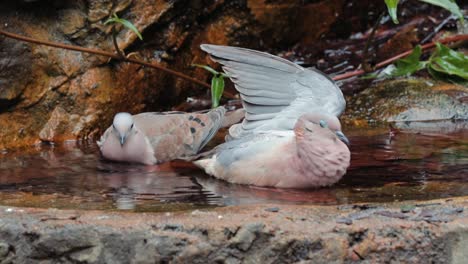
[200,44,345,139]
[132,107,226,161]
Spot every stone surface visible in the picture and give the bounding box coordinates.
[0,197,467,263]
[343,78,468,126]
[0,0,344,150]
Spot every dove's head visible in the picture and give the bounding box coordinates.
[112,112,135,146]
[295,113,349,146]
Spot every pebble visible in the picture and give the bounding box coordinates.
[400,204,416,213]
[265,207,280,213]
[336,217,353,225]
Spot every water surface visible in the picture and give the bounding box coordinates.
[0,122,467,212]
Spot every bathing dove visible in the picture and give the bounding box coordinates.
[194,44,351,188]
[97,107,226,165]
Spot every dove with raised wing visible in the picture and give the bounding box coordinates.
[194,45,351,188]
[97,107,226,165]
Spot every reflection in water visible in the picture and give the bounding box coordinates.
[0,122,467,211]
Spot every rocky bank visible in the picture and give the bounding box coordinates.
[0,197,467,263]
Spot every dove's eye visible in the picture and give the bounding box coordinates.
[319,120,328,128]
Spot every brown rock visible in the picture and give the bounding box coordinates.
[247,0,343,46]
[0,0,343,149]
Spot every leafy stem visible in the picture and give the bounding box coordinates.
[384,0,464,25]
[110,25,126,58]
[385,43,467,82]
[104,13,143,58]
[192,64,230,108]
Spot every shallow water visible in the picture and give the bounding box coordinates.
[0,122,467,212]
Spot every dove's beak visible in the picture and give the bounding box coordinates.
[119,135,126,146]
[336,131,350,146]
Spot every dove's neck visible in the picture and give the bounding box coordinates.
[101,127,156,165]
[125,128,156,165]
[293,121,350,186]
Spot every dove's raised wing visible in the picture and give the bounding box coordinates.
[200,44,345,139]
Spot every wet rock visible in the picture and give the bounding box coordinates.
[348,209,376,220]
[1,199,468,263]
[344,79,468,126]
[230,222,265,251]
[275,239,324,262]
[374,210,408,219]
[0,35,32,109]
[0,0,345,149]
[442,207,464,215]
[246,0,343,46]
[448,230,468,264]
[58,8,87,36]
[30,227,100,260]
[336,217,353,225]
[0,241,9,258]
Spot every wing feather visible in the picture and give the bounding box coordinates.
[201,44,345,139]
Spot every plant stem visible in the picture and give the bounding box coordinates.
[332,34,468,81]
[111,25,126,58]
[362,12,385,72]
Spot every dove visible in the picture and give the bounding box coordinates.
[194,44,351,188]
[97,107,226,165]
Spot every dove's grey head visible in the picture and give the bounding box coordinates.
[112,112,135,146]
[295,113,349,146]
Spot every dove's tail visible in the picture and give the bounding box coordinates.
[196,106,226,152]
[193,157,216,176]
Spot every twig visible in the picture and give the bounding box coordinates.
[0,29,217,91]
[2,28,466,92]
[421,14,456,44]
[332,34,468,81]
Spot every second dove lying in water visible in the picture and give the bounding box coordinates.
[98,107,226,165]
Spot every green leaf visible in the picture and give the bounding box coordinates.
[191,64,219,75]
[384,0,400,24]
[428,43,468,80]
[390,45,427,77]
[418,0,464,22]
[192,64,230,108]
[105,14,143,40]
[211,76,225,108]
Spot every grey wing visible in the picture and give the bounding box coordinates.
[214,132,291,168]
[200,44,345,138]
